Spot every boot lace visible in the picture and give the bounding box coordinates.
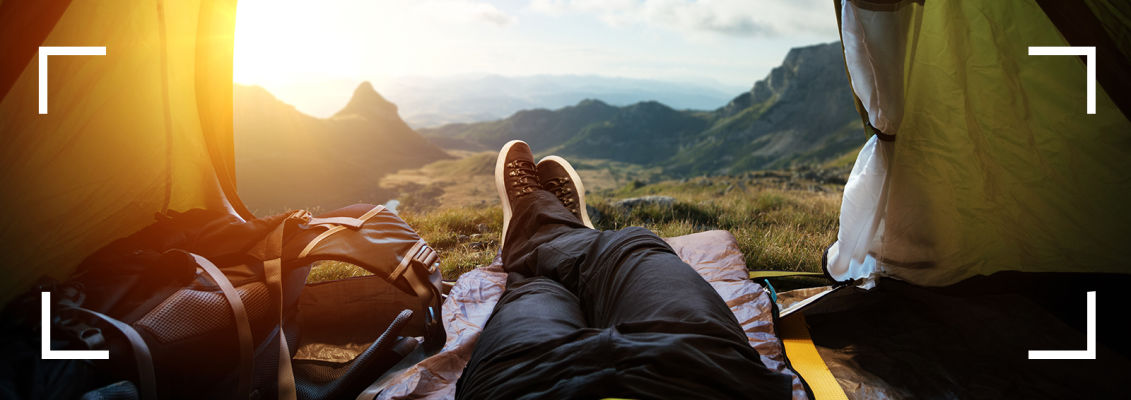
[542,177,578,213]
[506,159,540,198]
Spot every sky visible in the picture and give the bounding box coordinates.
[233,0,841,117]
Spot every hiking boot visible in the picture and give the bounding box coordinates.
[495,140,541,249]
[537,155,594,229]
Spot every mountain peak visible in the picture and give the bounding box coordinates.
[334,81,398,119]
[741,41,843,106]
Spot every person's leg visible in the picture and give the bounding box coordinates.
[469,143,792,398]
[500,180,793,398]
[456,277,596,399]
[503,193,744,340]
[494,141,744,336]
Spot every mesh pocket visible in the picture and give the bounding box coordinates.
[135,282,269,343]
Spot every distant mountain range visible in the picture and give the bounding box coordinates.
[422,42,863,175]
[233,41,862,212]
[234,82,450,213]
[379,75,741,128]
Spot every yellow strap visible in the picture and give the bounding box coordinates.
[748,270,825,279]
[779,313,848,400]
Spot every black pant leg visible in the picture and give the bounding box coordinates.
[504,195,748,343]
[486,190,793,398]
[456,277,597,400]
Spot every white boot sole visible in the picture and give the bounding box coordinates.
[494,140,526,250]
[538,155,594,229]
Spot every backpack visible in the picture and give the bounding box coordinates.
[0,203,443,400]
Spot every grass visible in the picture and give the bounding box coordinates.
[588,175,841,272]
[307,170,842,283]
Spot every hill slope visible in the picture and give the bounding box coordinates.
[235,82,450,213]
[422,42,862,175]
[550,101,711,165]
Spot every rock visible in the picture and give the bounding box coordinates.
[470,242,484,250]
[822,175,847,185]
[458,234,469,242]
[586,207,603,224]
[470,233,482,240]
[613,196,675,210]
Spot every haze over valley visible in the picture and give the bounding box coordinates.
[234,41,863,214]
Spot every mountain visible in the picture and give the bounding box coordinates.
[235,82,450,213]
[422,42,862,175]
[664,42,861,174]
[551,101,711,165]
[421,99,620,151]
[379,74,741,128]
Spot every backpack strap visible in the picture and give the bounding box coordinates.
[253,205,446,399]
[236,209,310,400]
[264,256,297,400]
[168,250,254,400]
[305,204,385,230]
[389,240,435,282]
[298,205,386,259]
[292,205,446,351]
[261,210,309,400]
[396,242,444,351]
[66,307,157,400]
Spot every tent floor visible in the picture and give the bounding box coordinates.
[796,272,1131,399]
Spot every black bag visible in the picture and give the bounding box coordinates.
[0,204,443,400]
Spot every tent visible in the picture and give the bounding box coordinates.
[777,1,1131,398]
[2,0,1129,398]
[0,0,250,305]
[824,0,1131,287]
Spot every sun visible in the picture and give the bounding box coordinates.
[232,0,364,87]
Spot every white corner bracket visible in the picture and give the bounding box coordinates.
[1028,291,1097,360]
[1028,46,1096,114]
[41,291,109,360]
[38,46,106,114]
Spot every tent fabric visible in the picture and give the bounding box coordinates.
[787,273,1131,399]
[0,0,246,304]
[376,230,808,400]
[1037,0,1131,118]
[827,0,1131,286]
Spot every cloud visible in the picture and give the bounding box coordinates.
[414,0,517,27]
[529,0,835,38]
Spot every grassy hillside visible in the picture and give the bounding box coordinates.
[308,160,848,283]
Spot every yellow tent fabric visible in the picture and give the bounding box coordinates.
[0,0,246,304]
[827,0,1131,285]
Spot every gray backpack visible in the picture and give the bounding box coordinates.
[6,203,443,400]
